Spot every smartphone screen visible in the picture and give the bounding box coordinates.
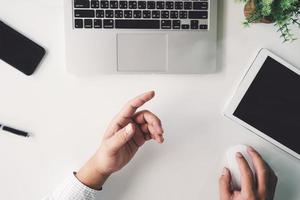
[0,21,45,75]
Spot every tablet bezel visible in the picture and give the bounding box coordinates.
[224,48,300,160]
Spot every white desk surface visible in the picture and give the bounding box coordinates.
[0,1,300,199]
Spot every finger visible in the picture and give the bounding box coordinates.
[140,123,164,143]
[134,110,164,134]
[219,167,232,200]
[140,124,152,140]
[117,91,155,123]
[127,139,139,155]
[269,167,278,200]
[107,91,155,135]
[148,124,164,143]
[247,146,269,193]
[132,126,147,147]
[236,152,255,194]
[107,123,135,154]
[144,133,152,141]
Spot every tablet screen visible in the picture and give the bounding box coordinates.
[233,56,300,154]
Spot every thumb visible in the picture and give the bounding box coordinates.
[219,168,232,200]
[108,123,135,154]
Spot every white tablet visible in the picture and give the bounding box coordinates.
[224,49,300,159]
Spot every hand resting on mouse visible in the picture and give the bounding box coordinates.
[219,146,278,200]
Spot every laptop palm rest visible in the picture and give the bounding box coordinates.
[117,33,168,72]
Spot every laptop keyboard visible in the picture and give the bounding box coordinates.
[73,0,209,30]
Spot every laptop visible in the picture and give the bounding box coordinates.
[64,0,217,74]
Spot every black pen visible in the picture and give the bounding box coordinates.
[0,124,29,137]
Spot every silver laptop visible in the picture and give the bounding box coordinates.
[64,0,217,74]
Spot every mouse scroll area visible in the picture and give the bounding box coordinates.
[225,145,256,190]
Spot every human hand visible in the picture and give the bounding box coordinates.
[76,91,164,189]
[219,146,278,200]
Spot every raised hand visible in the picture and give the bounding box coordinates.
[76,91,164,189]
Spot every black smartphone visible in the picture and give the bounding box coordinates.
[0,20,46,75]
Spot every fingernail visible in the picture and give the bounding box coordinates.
[248,146,255,153]
[148,91,155,97]
[160,125,164,133]
[125,124,134,136]
[159,137,164,143]
[236,152,243,158]
[222,167,229,176]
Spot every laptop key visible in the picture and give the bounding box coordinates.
[166,1,174,9]
[138,1,147,9]
[184,2,192,10]
[84,19,93,28]
[129,1,137,9]
[75,10,95,18]
[175,2,183,9]
[193,2,208,10]
[181,24,189,29]
[161,11,169,19]
[179,11,187,19]
[105,10,114,18]
[103,19,114,28]
[172,20,180,29]
[200,24,208,29]
[96,10,104,18]
[143,10,151,18]
[115,10,123,18]
[191,20,199,29]
[133,10,142,18]
[75,19,83,28]
[100,0,109,8]
[115,20,160,29]
[170,11,178,19]
[74,0,90,8]
[152,10,160,18]
[91,0,100,8]
[147,1,155,9]
[124,10,133,18]
[94,19,102,28]
[110,1,118,8]
[161,20,171,29]
[156,1,165,9]
[119,1,128,9]
[188,11,208,19]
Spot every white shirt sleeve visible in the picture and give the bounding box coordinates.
[43,173,101,200]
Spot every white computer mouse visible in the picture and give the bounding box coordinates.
[225,145,256,190]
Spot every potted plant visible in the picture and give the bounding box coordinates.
[238,0,300,42]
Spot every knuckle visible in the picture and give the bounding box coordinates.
[119,131,128,142]
[244,170,253,178]
[103,141,113,153]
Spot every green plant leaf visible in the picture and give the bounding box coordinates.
[237,0,300,42]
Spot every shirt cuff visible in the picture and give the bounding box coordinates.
[50,172,101,200]
[69,172,101,198]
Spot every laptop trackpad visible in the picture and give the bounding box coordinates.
[117,33,168,72]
